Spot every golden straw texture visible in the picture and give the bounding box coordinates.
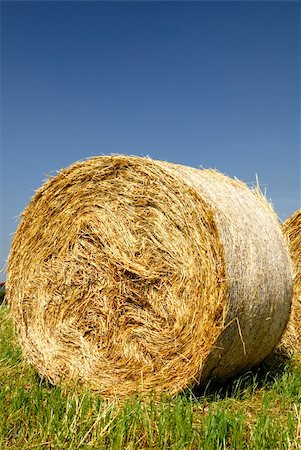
[6,156,292,397]
[281,209,301,356]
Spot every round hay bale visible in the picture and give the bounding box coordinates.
[281,209,301,356]
[6,155,292,397]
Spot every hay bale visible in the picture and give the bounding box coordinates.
[281,209,301,356]
[6,155,292,397]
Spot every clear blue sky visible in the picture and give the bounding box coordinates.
[1,1,300,274]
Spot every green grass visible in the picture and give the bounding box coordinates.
[1,305,300,449]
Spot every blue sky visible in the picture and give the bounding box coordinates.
[1,1,300,273]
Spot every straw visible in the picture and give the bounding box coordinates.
[6,155,292,397]
[281,209,301,356]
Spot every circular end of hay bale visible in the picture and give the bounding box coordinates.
[7,156,292,397]
[281,209,301,356]
[7,156,227,396]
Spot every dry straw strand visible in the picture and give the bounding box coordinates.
[281,209,301,356]
[6,155,292,397]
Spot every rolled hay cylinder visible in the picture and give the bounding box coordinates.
[6,156,292,397]
[281,209,301,356]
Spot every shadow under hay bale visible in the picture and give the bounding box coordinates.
[190,349,293,401]
[281,209,301,357]
[6,155,292,398]
[0,283,6,305]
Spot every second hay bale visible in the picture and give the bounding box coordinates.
[6,156,292,397]
[281,209,301,356]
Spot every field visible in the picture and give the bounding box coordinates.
[0,305,300,449]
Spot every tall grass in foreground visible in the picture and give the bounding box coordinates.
[1,305,300,449]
